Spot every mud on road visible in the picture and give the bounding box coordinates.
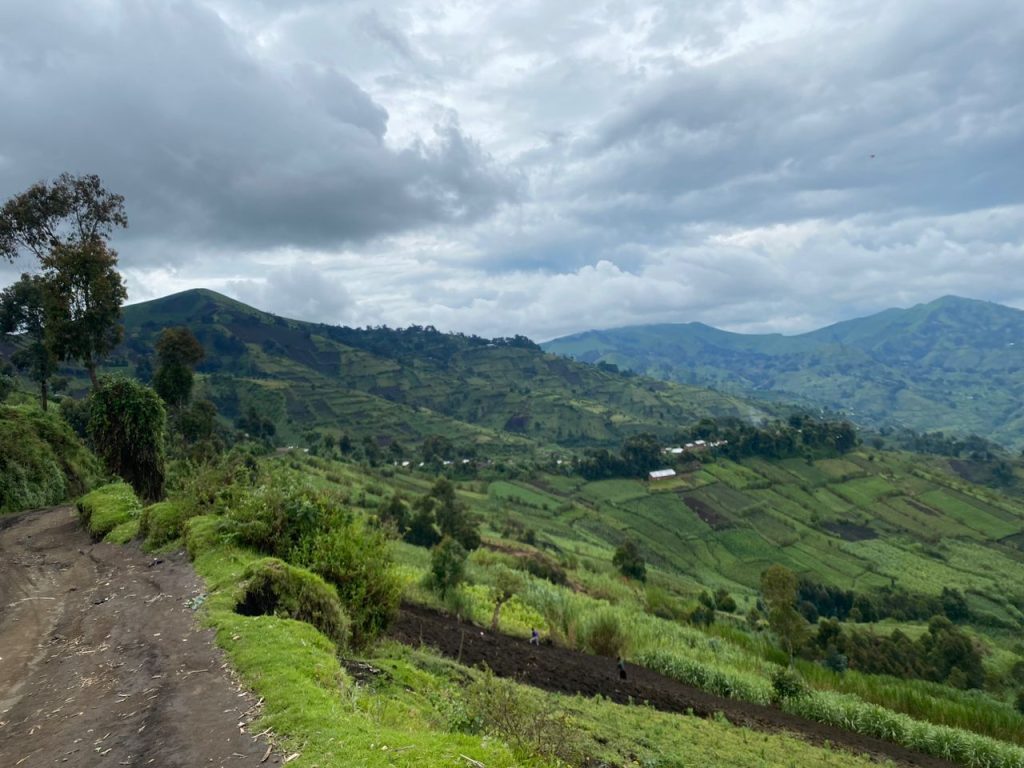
[0,507,275,768]
[391,604,959,768]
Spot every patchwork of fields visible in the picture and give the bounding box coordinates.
[481,451,1024,626]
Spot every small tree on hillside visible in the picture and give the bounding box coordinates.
[613,540,647,581]
[430,477,481,550]
[490,567,526,630]
[89,376,166,501]
[0,274,57,410]
[153,326,205,409]
[42,239,127,387]
[430,536,468,599]
[761,564,808,662]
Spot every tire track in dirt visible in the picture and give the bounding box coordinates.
[0,507,277,768]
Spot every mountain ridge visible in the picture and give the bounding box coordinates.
[543,295,1024,447]
[116,288,770,452]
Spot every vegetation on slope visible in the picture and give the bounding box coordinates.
[113,440,1024,767]
[543,295,1024,448]
[0,403,103,514]
[112,288,767,451]
[152,454,900,768]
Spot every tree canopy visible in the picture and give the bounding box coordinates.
[0,174,129,388]
[43,239,127,386]
[89,376,167,502]
[0,274,57,409]
[0,173,127,263]
[153,326,205,408]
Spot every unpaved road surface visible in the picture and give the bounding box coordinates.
[392,604,959,768]
[0,507,275,768]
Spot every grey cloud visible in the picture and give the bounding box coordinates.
[0,0,516,259]
[227,263,354,325]
[4,0,1024,343]
[572,1,1024,231]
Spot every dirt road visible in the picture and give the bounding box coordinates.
[0,507,275,768]
[392,603,960,768]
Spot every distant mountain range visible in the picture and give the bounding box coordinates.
[543,296,1024,448]
[114,289,766,451]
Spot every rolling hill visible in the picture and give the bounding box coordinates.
[114,289,768,451]
[543,296,1024,448]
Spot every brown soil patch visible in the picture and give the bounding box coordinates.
[682,495,732,529]
[822,520,879,541]
[0,507,278,768]
[391,604,956,768]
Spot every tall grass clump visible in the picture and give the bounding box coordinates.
[581,608,628,656]
[636,649,774,704]
[77,482,142,540]
[0,404,102,514]
[139,500,191,550]
[798,661,1024,745]
[785,690,1024,768]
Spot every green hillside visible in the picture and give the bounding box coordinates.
[117,289,766,451]
[163,443,1024,765]
[543,296,1024,448]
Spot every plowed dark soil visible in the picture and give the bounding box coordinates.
[391,604,959,768]
[0,507,277,768]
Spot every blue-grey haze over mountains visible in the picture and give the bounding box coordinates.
[0,0,1022,340]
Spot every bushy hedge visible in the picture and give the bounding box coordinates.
[300,524,402,649]
[215,472,403,650]
[0,404,103,514]
[140,500,191,550]
[77,482,142,541]
[237,557,351,648]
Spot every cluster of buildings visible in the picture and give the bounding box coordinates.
[649,439,729,481]
[663,439,728,455]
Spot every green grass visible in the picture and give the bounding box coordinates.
[76,482,142,541]
[0,403,103,514]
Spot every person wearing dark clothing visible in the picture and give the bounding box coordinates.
[617,656,627,680]
[530,628,540,646]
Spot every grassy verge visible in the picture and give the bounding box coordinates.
[77,482,142,541]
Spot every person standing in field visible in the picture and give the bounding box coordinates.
[617,656,627,680]
[530,628,540,646]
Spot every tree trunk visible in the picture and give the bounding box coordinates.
[40,378,48,411]
[491,596,509,631]
[86,358,98,388]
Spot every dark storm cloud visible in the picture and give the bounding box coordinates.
[570,1,1024,233]
[0,0,517,257]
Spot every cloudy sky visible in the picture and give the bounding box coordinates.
[1,0,1022,340]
